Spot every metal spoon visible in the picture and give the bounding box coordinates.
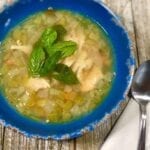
[131,60,150,150]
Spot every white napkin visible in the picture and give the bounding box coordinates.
[101,100,150,150]
[0,0,14,12]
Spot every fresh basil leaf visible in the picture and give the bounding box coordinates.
[39,51,62,76]
[29,43,45,76]
[53,25,67,40]
[53,63,79,85]
[41,27,57,49]
[48,41,77,58]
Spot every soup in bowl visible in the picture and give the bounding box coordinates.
[0,0,134,139]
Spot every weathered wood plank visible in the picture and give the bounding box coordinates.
[0,124,4,150]
[3,128,20,150]
[37,139,62,150]
[76,116,112,150]
[3,128,39,150]
[18,134,28,150]
[26,137,38,150]
[2,122,75,150]
[132,0,150,63]
[59,140,75,150]
[131,2,150,149]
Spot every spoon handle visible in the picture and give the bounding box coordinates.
[138,104,147,150]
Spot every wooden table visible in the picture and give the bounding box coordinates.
[0,0,150,149]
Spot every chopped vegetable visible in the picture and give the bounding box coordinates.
[26,77,50,92]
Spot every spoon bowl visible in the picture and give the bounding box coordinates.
[132,60,150,103]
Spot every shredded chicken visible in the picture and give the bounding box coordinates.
[63,47,103,92]
[10,45,32,55]
[79,65,103,92]
[26,77,50,92]
[64,25,86,50]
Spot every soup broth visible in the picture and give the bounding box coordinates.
[0,10,114,123]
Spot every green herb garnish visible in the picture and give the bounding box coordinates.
[52,25,67,40]
[40,28,57,50]
[28,26,79,85]
[53,63,79,85]
[29,43,45,77]
[39,51,62,76]
[48,41,77,58]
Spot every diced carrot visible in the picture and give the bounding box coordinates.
[5,59,16,66]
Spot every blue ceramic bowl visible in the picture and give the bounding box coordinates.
[0,0,135,140]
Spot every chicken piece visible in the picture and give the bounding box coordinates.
[73,51,93,74]
[26,77,50,92]
[63,48,102,92]
[80,65,103,92]
[64,25,85,50]
[63,54,77,67]
[63,24,103,92]
[89,48,102,67]
[11,45,32,55]
[76,58,93,81]
[82,40,102,67]
[72,51,87,71]
[63,50,92,72]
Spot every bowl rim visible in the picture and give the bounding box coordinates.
[0,0,135,140]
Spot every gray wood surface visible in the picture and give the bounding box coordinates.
[0,0,150,149]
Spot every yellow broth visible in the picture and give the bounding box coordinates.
[0,10,114,123]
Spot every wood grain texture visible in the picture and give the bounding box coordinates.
[132,0,150,63]
[0,124,4,150]
[0,0,149,149]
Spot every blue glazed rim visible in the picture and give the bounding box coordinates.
[0,0,135,140]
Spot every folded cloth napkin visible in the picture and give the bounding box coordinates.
[101,100,150,150]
